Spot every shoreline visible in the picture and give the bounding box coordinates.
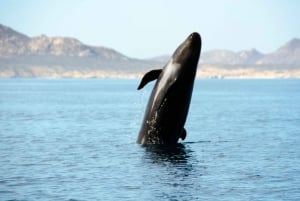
[1,66,300,79]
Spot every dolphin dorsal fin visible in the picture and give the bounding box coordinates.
[137,69,162,90]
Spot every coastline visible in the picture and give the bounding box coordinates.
[1,65,300,79]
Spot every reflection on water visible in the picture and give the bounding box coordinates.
[140,143,203,200]
[141,143,196,181]
[142,143,192,164]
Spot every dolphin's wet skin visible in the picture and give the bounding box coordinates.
[137,33,202,144]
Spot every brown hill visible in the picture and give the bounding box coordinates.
[0,24,300,78]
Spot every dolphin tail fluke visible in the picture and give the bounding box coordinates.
[137,69,162,90]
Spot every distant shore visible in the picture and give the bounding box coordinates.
[1,65,300,79]
[196,65,300,79]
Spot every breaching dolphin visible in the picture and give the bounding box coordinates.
[136,32,202,144]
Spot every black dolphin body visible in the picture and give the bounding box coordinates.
[137,32,202,144]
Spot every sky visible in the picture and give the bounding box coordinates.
[1,0,300,58]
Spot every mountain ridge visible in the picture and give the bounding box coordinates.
[1,24,300,78]
[0,24,129,60]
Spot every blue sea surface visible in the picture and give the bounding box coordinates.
[0,79,299,200]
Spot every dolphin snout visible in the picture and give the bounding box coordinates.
[189,32,201,43]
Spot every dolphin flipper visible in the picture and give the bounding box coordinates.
[180,128,187,140]
[137,69,162,90]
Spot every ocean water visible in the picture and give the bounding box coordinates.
[0,78,299,201]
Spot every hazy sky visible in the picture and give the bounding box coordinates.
[1,0,300,58]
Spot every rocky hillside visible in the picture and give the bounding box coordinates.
[256,39,300,66]
[0,24,300,78]
[0,24,157,77]
[200,48,264,65]
[153,40,300,67]
[0,24,127,60]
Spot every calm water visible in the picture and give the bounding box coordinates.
[0,79,299,200]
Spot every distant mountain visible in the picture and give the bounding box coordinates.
[200,48,264,65]
[0,24,161,77]
[147,39,300,68]
[201,39,300,67]
[0,24,300,78]
[256,38,300,66]
[0,24,129,60]
[0,24,30,56]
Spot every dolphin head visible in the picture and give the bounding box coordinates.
[170,32,201,79]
